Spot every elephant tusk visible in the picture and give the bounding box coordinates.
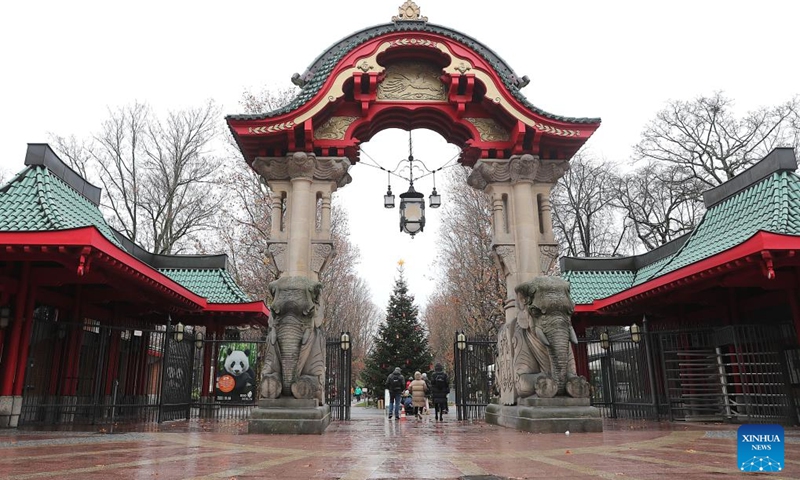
[535,326,550,346]
[569,326,579,345]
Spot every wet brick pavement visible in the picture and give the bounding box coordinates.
[1,406,798,479]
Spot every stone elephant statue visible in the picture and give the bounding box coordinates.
[496,276,590,404]
[260,276,326,405]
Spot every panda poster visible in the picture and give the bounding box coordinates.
[215,343,257,403]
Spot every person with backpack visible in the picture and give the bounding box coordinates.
[430,363,450,421]
[385,367,405,420]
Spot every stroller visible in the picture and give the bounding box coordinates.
[402,390,414,416]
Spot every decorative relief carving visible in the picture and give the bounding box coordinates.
[466,154,540,190]
[539,243,559,275]
[455,62,471,74]
[248,122,294,135]
[377,62,446,102]
[388,38,437,48]
[466,118,510,142]
[267,242,287,275]
[392,1,428,22]
[492,244,517,279]
[252,153,352,188]
[533,122,581,137]
[286,152,316,179]
[536,159,571,184]
[314,116,358,140]
[311,242,334,274]
[357,61,373,72]
[315,157,353,188]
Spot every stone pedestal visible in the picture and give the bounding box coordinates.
[485,397,602,433]
[248,398,331,435]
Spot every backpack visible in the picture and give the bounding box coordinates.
[433,372,447,391]
[390,374,404,391]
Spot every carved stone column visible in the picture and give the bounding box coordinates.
[251,152,351,280]
[467,154,569,321]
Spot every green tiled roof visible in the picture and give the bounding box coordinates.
[562,270,635,305]
[159,268,252,304]
[227,22,600,125]
[565,168,800,305]
[0,151,255,306]
[0,166,124,248]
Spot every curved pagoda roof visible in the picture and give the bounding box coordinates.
[227,5,600,167]
[229,21,599,126]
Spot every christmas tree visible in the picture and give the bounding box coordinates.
[362,261,433,396]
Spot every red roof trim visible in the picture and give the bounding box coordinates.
[1,227,211,311]
[205,301,270,316]
[574,231,800,313]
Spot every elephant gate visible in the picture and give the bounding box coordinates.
[225,2,598,429]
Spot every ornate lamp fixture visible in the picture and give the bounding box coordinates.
[599,330,610,350]
[630,322,641,344]
[174,322,185,343]
[456,331,466,351]
[340,331,351,351]
[195,330,204,350]
[383,132,443,238]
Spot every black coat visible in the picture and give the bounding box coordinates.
[429,371,450,402]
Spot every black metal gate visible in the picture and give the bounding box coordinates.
[585,323,799,425]
[20,309,200,427]
[158,325,196,422]
[453,334,496,421]
[326,334,351,421]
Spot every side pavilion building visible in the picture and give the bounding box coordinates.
[562,148,800,424]
[0,144,269,428]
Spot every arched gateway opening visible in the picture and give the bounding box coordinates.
[226,3,599,433]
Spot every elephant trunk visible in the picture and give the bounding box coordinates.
[545,327,572,395]
[277,316,305,396]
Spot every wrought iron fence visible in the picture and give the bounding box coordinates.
[584,323,799,425]
[20,310,198,427]
[453,334,496,421]
[326,335,352,421]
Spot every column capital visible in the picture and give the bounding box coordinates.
[252,152,352,188]
[466,154,571,190]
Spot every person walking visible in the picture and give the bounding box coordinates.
[430,363,450,421]
[408,371,428,420]
[354,386,362,402]
[385,367,405,420]
[421,372,431,415]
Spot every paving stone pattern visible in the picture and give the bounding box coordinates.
[0,406,797,479]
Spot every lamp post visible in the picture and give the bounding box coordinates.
[340,331,351,420]
[455,331,466,420]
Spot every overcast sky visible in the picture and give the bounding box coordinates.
[1,0,798,312]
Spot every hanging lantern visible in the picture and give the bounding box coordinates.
[399,184,425,237]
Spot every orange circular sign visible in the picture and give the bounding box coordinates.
[217,374,235,393]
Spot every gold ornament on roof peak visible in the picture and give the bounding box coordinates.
[392,1,428,23]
